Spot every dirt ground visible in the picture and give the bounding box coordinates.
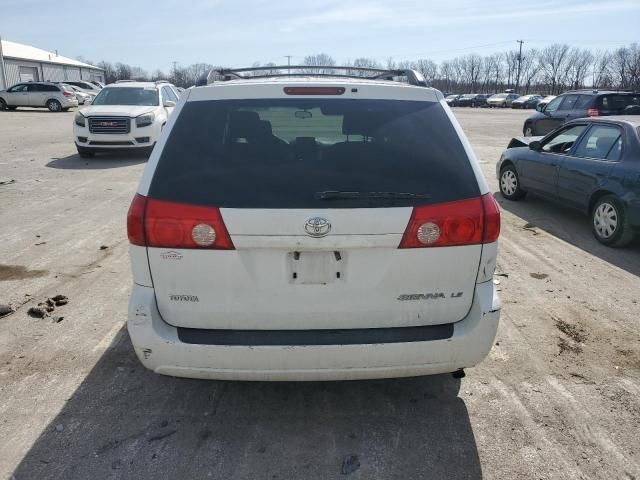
[0,107,638,480]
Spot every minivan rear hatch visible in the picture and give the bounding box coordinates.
[143,88,487,330]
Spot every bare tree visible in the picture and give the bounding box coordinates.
[303,53,336,74]
[519,49,539,94]
[115,63,132,81]
[460,54,483,92]
[565,48,593,90]
[591,50,612,88]
[415,59,438,86]
[538,44,571,94]
[130,66,149,81]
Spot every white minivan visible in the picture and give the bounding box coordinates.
[126,67,501,381]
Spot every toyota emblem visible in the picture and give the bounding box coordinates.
[304,217,331,238]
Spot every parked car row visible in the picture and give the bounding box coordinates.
[523,90,640,136]
[446,92,544,109]
[0,79,104,112]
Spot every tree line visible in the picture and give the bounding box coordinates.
[83,42,640,94]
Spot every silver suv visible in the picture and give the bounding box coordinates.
[0,82,78,112]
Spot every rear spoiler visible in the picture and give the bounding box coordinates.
[507,136,543,149]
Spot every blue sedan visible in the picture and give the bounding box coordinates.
[497,116,640,247]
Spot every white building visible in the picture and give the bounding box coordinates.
[0,39,105,90]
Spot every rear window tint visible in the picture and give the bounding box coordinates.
[149,99,480,208]
[575,95,592,109]
[560,94,579,110]
[598,94,640,112]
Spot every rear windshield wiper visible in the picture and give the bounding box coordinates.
[315,191,432,200]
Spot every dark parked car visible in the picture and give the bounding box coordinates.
[497,116,640,247]
[511,94,542,109]
[471,94,492,107]
[445,94,463,107]
[523,90,640,136]
[456,93,479,107]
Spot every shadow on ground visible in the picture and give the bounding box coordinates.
[12,328,481,479]
[46,154,147,170]
[497,191,640,277]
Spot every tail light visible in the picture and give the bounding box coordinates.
[63,90,74,97]
[398,193,500,248]
[127,194,234,250]
[587,108,599,117]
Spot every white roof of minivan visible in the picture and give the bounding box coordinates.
[189,77,443,102]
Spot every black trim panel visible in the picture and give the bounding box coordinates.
[177,324,454,346]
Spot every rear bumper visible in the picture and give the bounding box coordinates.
[127,281,500,381]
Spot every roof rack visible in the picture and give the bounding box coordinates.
[196,65,428,87]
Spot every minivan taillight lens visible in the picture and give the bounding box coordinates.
[127,194,147,246]
[481,193,501,243]
[398,193,500,248]
[126,194,234,250]
[587,108,599,117]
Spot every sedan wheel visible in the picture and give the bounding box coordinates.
[0,98,7,111]
[591,195,634,247]
[593,202,617,239]
[499,165,526,200]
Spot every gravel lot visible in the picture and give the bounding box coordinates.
[0,107,639,480]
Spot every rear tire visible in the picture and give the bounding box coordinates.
[0,98,7,111]
[76,146,95,158]
[47,99,62,112]
[499,165,526,200]
[591,195,634,247]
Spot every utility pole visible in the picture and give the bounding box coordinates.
[171,61,178,81]
[515,40,524,93]
[285,55,292,75]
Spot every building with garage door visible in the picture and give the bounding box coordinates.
[0,39,104,90]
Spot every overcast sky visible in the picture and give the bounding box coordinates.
[1,0,639,72]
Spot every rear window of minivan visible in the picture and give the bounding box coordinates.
[598,94,640,112]
[149,99,480,208]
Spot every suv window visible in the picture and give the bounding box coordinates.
[560,94,579,110]
[92,87,159,106]
[573,125,622,160]
[37,84,60,92]
[544,96,563,113]
[542,124,588,154]
[8,84,27,93]
[149,99,480,209]
[575,95,592,110]
[598,94,640,113]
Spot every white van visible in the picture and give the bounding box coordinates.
[126,67,501,381]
